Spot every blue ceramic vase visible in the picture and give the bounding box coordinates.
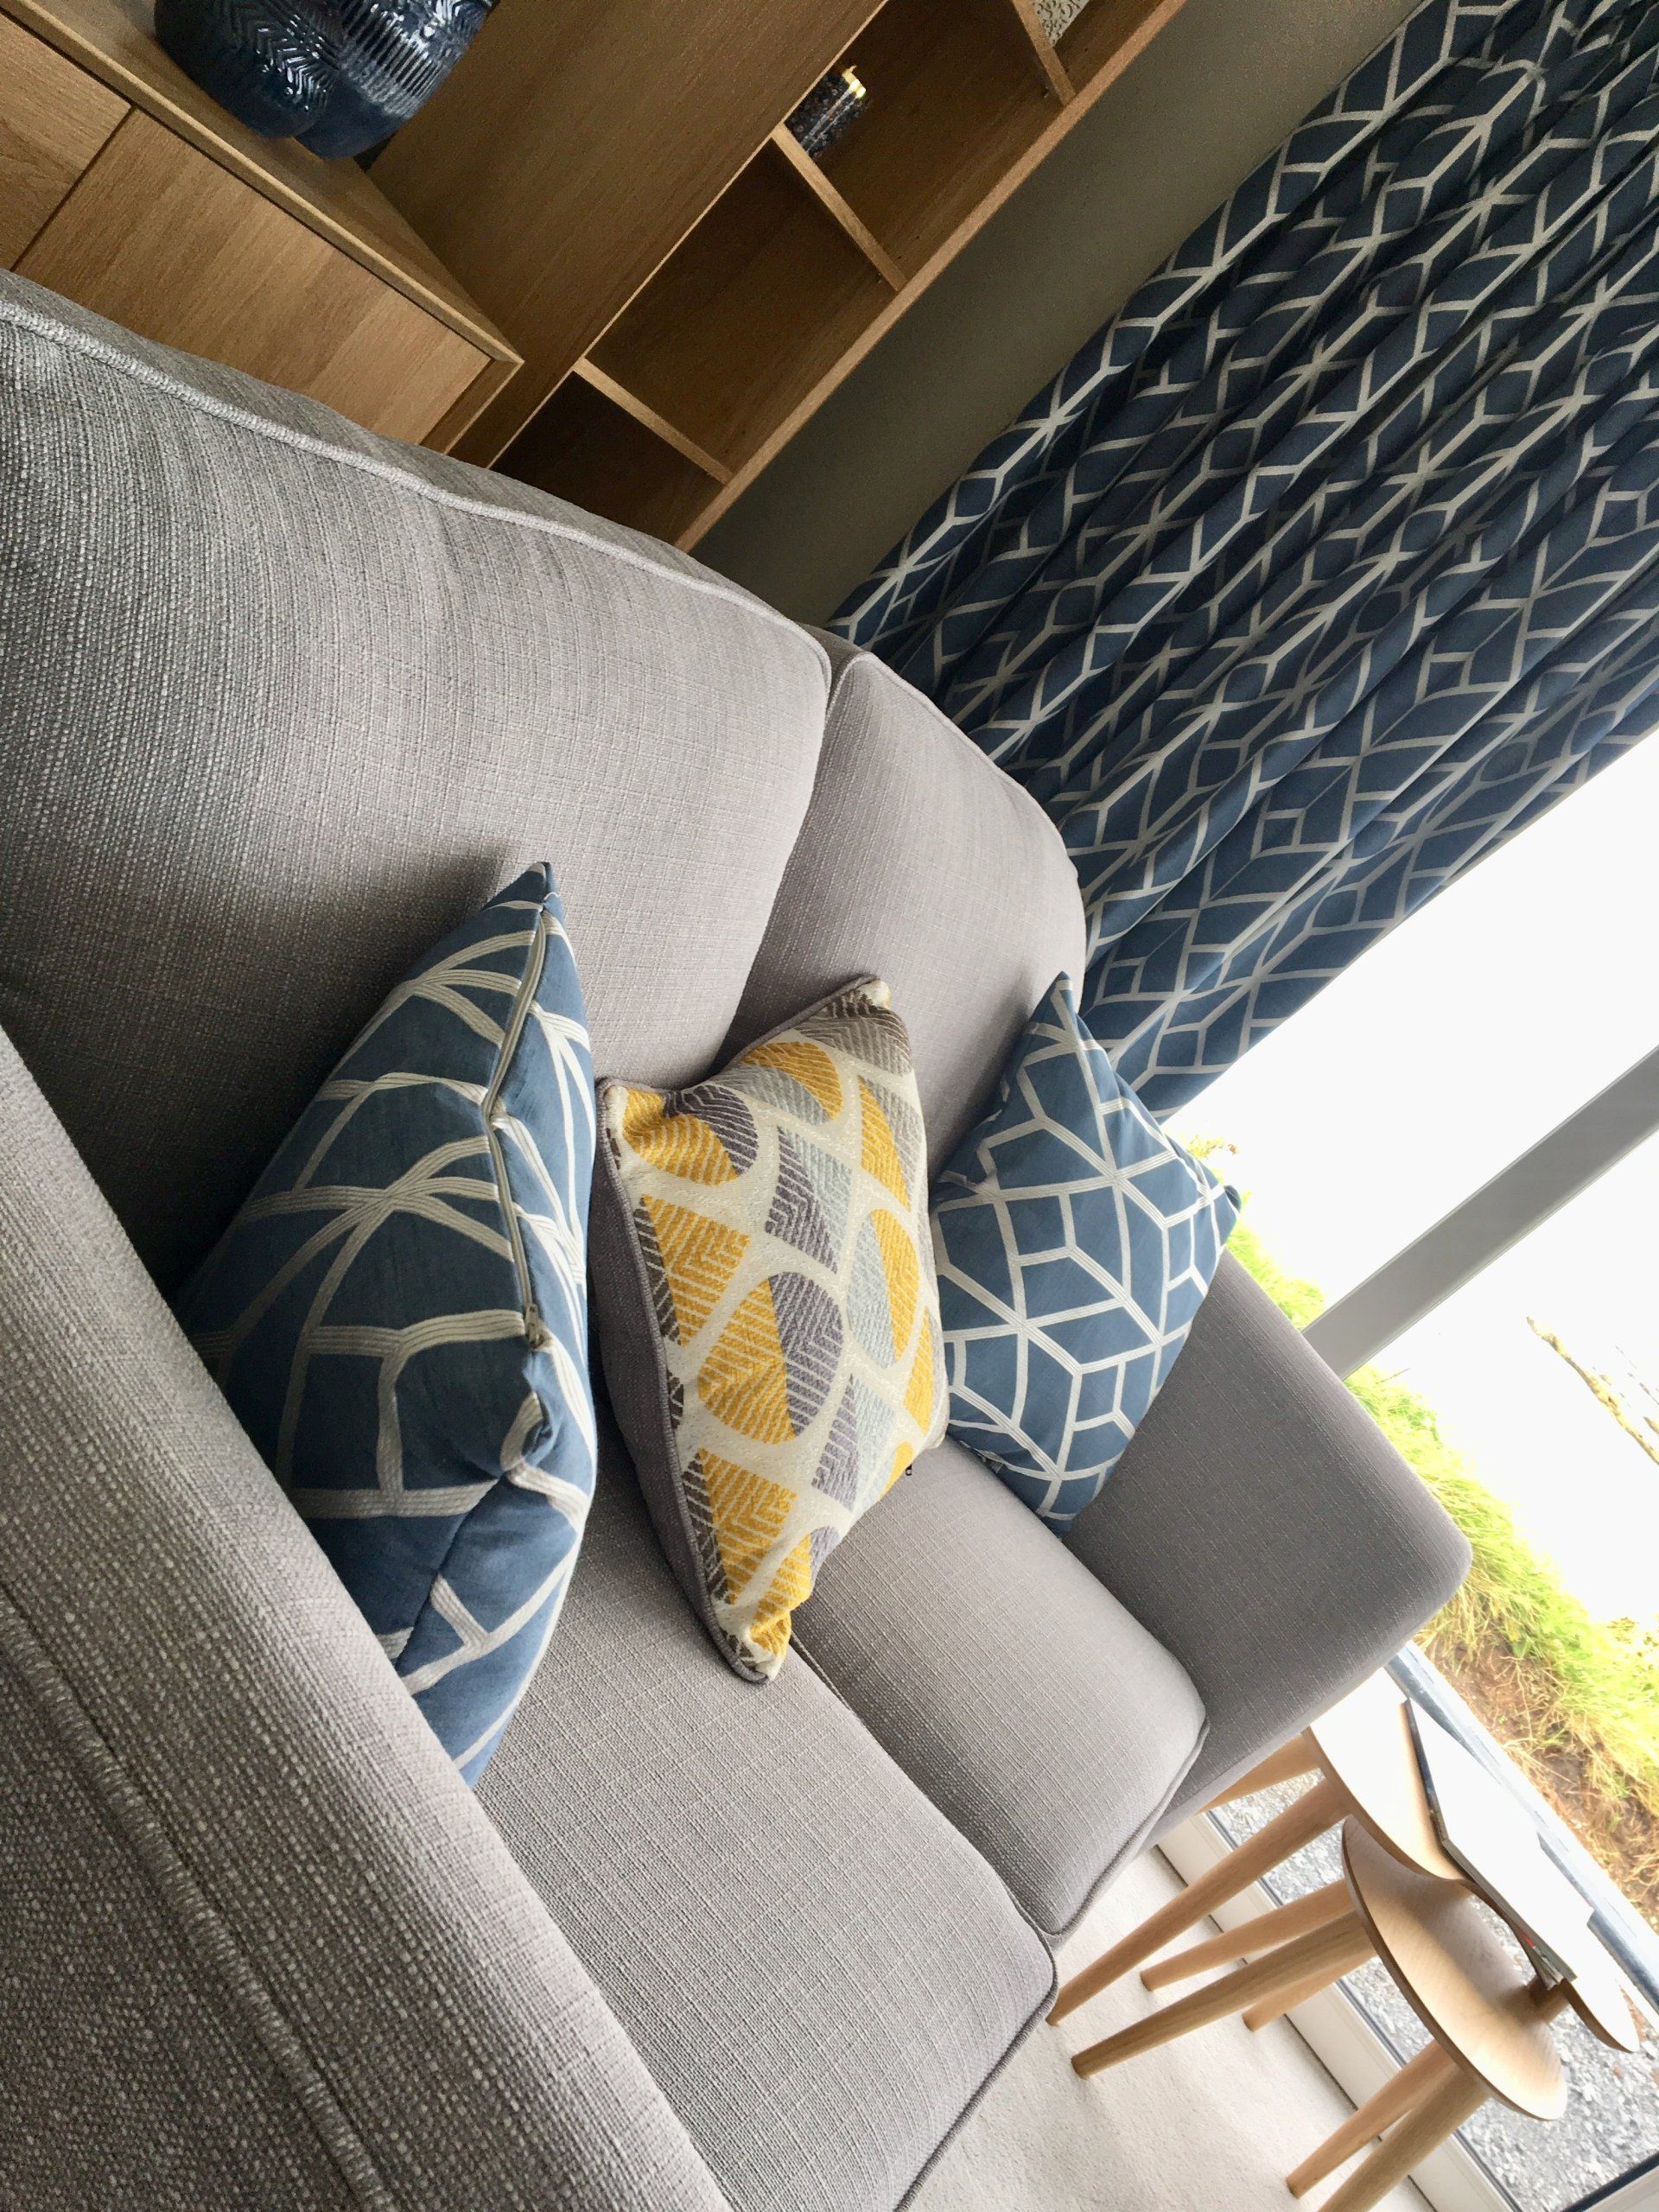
[155,0,493,158]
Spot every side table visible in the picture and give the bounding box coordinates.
[1058,1674,1644,2209]
[1292,1823,1567,2211]
[1071,1820,1567,2210]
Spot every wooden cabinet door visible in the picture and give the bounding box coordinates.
[19,111,487,442]
[0,12,125,264]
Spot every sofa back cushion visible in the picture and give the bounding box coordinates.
[0,272,828,1289]
[728,634,1087,1170]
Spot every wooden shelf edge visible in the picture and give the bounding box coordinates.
[995,0,1075,102]
[767,126,906,289]
[569,359,733,482]
[678,0,1192,550]
[5,0,519,365]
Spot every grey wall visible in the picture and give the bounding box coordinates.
[696,0,1421,626]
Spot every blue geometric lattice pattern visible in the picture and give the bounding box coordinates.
[931,977,1237,1531]
[835,0,1657,1110]
[178,864,596,1783]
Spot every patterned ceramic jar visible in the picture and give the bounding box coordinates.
[155,0,493,157]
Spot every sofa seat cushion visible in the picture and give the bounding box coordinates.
[0,270,829,1291]
[477,1423,1053,2212]
[796,1437,1207,1937]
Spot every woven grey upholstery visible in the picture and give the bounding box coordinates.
[0,1026,728,2212]
[798,1437,1207,1936]
[0,262,1471,2212]
[479,1428,1055,2212]
[728,631,1087,1164]
[1068,1251,1472,1827]
[0,270,828,1291]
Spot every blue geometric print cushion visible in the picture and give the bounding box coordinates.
[177,864,596,1782]
[931,976,1236,1533]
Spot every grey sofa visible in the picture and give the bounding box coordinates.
[0,268,1470,2212]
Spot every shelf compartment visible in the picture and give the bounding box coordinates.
[816,0,1065,276]
[588,137,894,470]
[768,124,906,289]
[497,369,722,543]
[567,357,732,482]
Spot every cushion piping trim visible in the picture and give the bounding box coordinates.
[893,1959,1058,2212]
[0,289,828,680]
[0,1576,397,2209]
[715,970,887,1068]
[794,1616,1209,1942]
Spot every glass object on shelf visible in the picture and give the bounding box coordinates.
[154,0,493,158]
[785,67,868,161]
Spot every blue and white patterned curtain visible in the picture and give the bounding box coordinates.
[832,0,1659,1114]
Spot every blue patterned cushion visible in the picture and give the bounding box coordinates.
[177,864,596,1781]
[931,976,1236,1532]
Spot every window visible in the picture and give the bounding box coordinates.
[1169,736,1659,2209]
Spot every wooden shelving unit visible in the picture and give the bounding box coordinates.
[375,0,1186,545]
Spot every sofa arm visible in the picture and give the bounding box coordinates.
[1065,1253,1470,1831]
[0,1028,727,2212]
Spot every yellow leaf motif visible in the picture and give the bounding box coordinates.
[747,1535,815,1662]
[700,1453,797,1601]
[737,1038,843,1117]
[860,1078,910,1205]
[640,1194,747,1344]
[698,1280,795,1443]
[620,1090,741,1185]
[872,1207,919,1359]
[904,1320,938,1434]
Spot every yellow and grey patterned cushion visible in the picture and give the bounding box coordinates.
[592,979,945,1680]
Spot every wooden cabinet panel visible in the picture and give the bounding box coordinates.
[0,12,125,264]
[20,111,487,442]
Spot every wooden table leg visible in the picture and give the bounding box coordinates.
[1141,1879,1350,1991]
[1318,2059,1488,2212]
[1287,2042,1452,2196]
[1203,1732,1321,1810]
[1242,1925,1378,2031]
[1071,1907,1375,2077]
[1050,1776,1343,2023]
